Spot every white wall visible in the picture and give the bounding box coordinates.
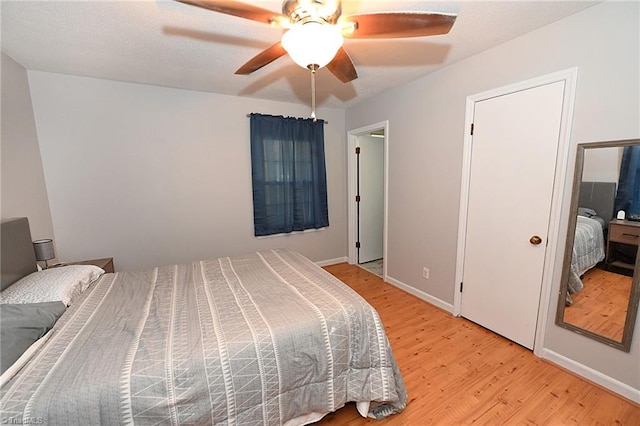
[1,52,56,246]
[346,1,639,394]
[582,146,622,183]
[27,72,348,271]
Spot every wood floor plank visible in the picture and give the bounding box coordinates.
[317,263,640,425]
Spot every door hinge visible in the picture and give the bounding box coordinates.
[355,195,361,202]
[460,282,464,292]
[355,146,361,154]
[470,123,474,135]
[356,241,361,248]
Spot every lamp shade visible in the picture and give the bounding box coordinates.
[33,239,55,261]
[281,22,343,69]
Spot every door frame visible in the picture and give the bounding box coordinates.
[347,121,389,279]
[454,68,578,356]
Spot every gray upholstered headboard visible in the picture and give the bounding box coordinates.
[1,217,38,290]
[578,181,617,224]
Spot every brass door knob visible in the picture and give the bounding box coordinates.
[530,235,543,245]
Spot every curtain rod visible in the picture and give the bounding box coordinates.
[245,114,328,124]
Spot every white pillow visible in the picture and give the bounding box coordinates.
[0,265,104,306]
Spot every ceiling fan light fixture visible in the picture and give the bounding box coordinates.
[281,21,343,69]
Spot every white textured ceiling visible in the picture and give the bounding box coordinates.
[1,0,599,109]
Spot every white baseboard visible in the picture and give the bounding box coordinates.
[541,348,640,404]
[316,256,348,267]
[384,275,454,314]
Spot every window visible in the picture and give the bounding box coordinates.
[250,114,329,236]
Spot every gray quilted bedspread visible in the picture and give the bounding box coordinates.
[1,249,406,425]
[568,216,605,294]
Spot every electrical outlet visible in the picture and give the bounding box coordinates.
[422,267,430,279]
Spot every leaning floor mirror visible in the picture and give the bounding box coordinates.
[556,138,640,352]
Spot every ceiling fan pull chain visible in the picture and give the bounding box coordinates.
[309,64,318,121]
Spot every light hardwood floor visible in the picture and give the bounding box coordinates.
[563,267,632,342]
[317,263,640,425]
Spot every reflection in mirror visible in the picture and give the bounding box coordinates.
[557,139,640,352]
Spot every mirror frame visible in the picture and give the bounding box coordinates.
[556,138,640,352]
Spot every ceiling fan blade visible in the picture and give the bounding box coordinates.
[235,42,288,75]
[326,47,358,83]
[176,0,288,26]
[341,12,457,39]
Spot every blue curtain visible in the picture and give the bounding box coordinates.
[614,145,640,218]
[250,113,329,236]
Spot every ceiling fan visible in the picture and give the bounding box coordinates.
[176,0,457,117]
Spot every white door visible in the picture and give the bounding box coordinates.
[358,135,384,263]
[461,81,565,349]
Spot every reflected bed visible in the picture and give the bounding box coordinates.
[564,181,616,305]
[567,215,605,301]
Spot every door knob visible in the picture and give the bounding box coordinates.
[530,235,543,245]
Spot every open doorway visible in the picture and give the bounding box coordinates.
[347,122,389,279]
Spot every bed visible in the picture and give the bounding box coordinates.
[0,217,406,425]
[567,215,605,297]
[565,181,616,304]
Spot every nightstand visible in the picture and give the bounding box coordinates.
[62,257,115,273]
[606,220,639,274]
